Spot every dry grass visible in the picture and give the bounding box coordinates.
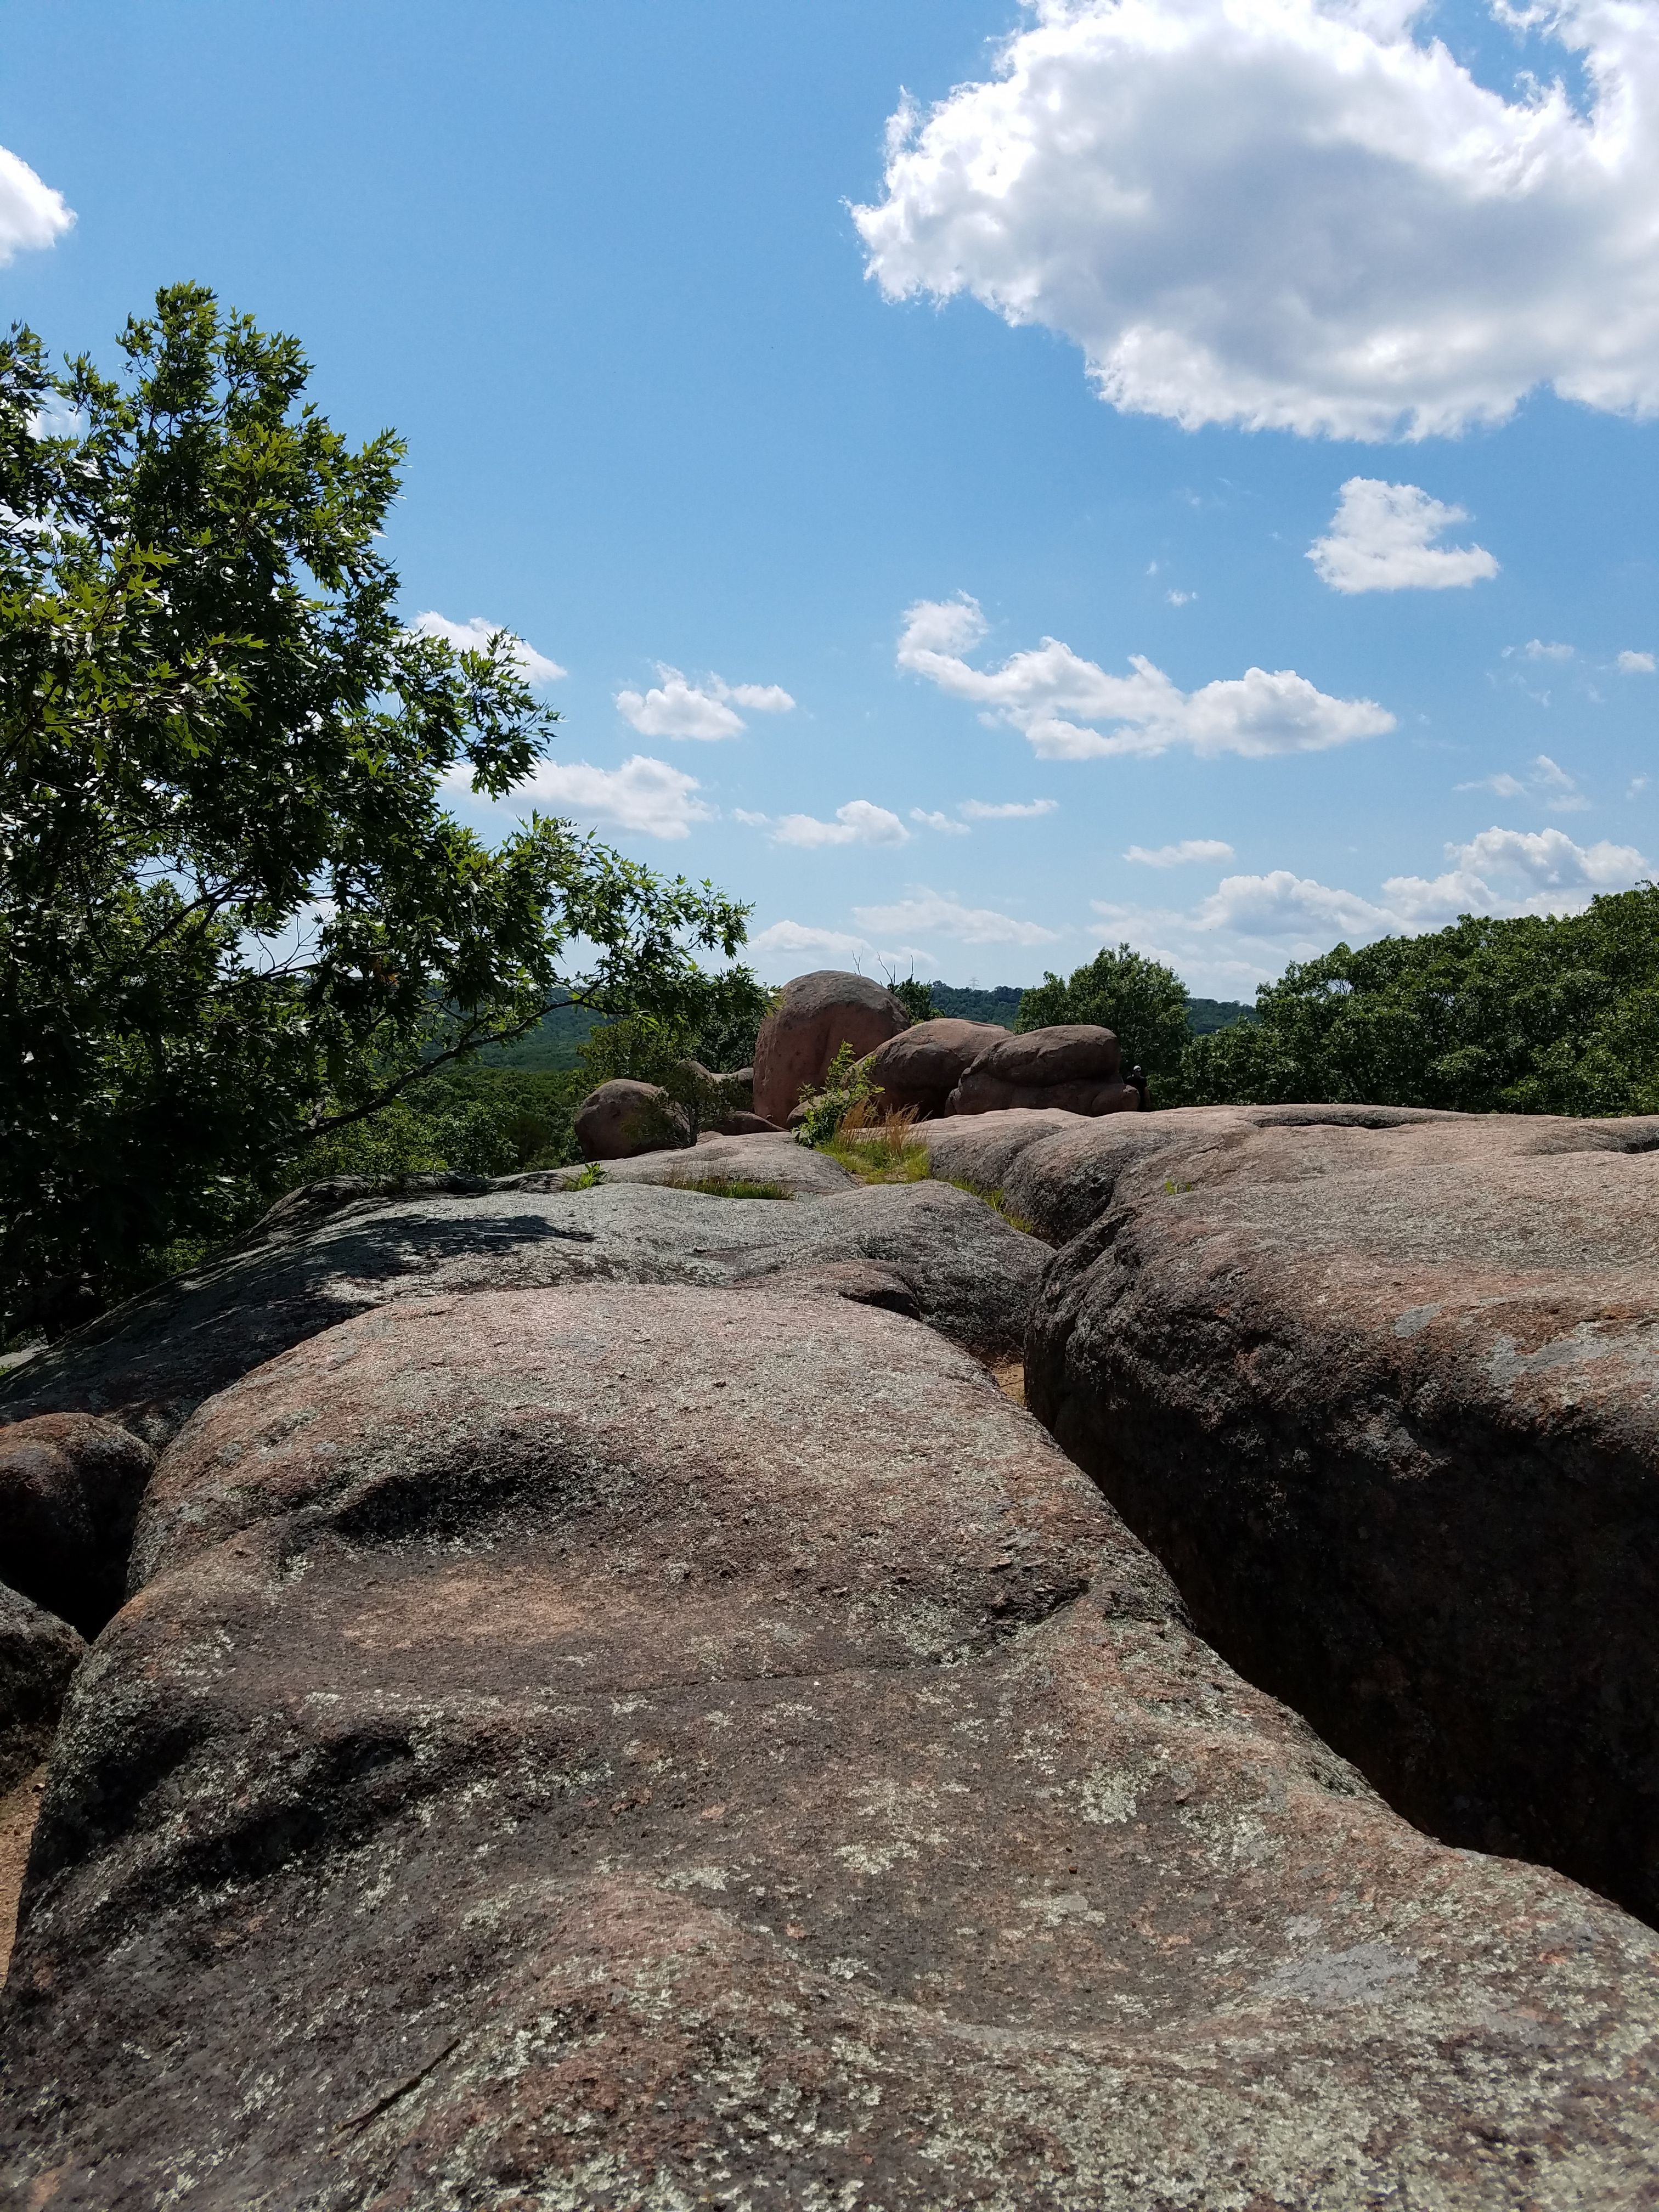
[675,1177,792,1200]
[821,1102,932,1184]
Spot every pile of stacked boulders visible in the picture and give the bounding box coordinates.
[576,969,1141,1160]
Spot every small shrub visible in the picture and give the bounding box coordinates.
[563,1161,606,1190]
[792,1041,883,1148]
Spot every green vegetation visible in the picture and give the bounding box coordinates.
[478,997,603,1071]
[575,967,775,1135]
[926,981,1023,1028]
[1017,943,1192,1097]
[889,977,938,1023]
[1186,996,1255,1036]
[937,1177,1042,1239]
[791,1040,884,1149]
[675,1177,791,1200]
[1,287,747,1338]
[1175,887,1659,1115]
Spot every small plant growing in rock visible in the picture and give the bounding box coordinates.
[792,1042,882,1148]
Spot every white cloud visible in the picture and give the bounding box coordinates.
[504,754,713,840]
[614,665,795,741]
[748,919,873,961]
[411,612,565,686]
[761,799,911,849]
[1091,822,1650,991]
[1385,826,1645,923]
[1510,639,1575,664]
[1308,479,1498,593]
[855,0,1659,440]
[1125,838,1235,867]
[852,889,1062,947]
[958,798,1058,819]
[1618,650,1656,674]
[898,594,1392,760]
[1166,589,1195,607]
[1457,752,1589,812]
[0,145,72,266]
[911,808,973,835]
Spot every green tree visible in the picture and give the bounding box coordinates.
[1,286,747,1336]
[1173,888,1659,1115]
[1017,943,1189,1093]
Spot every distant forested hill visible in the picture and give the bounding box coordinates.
[478,997,603,1071]
[1186,997,1256,1035]
[926,983,1025,1028]
[928,981,1252,1035]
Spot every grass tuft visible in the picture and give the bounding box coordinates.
[676,1176,792,1200]
[564,1161,606,1190]
[822,1102,931,1184]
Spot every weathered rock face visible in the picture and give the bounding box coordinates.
[752,969,909,1125]
[948,1025,1141,1118]
[0,1582,84,1795]
[1010,1101,1659,1926]
[574,1077,693,1160]
[8,1284,1659,2208]
[0,1173,1041,1446]
[552,1129,856,1197]
[0,1414,155,1637]
[860,1017,1008,1116]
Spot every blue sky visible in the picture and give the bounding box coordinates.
[3,0,1656,995]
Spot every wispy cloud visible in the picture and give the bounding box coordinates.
[958,798,1058,820]
[852,888,1062,947]
[1457,753,1588,814]
[898,595,1392,761]
[1618,650,1656,675]
[1125,838,1235,867]
[910,808,971,836]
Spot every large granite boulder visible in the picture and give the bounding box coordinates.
[0,1582,84,1797]
[7,1285,1658,2207]
[532,1129,858,1197]
[0,1174,1042,1447]
[1000,1101,1659,1926]
[752,969,909,1125]
[574,1077,693,1160]
[0,1414,155,1636]
[860,1017,1008,1117]
[947,1024,1141,1118]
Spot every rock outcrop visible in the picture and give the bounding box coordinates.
[752,969,909,1125]
[0,1582,84,1796]
[0,1171,1043,1447]
[8,1283,1659,2207]
[574,1077,693,1160]
[0,1414,155,1637]
[550,1129,856,1197]
[949,1101,1659,1928]
[861,1017,1009,1117]
[948,1023,1141,1118]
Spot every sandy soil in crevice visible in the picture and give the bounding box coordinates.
[0,1764,45,1983]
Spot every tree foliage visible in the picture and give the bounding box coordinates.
[1173,888,1659,1115]
[1017,942,1190,1092]
[1,286,747,1336]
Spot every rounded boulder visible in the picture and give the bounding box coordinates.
[574,1080,693,1161]
[949,1024,1140,1117]
[752,970,910,1126]
[860,1018,1009,1118]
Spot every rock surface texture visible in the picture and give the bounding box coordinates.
[0,1414,155,1637]
[948,1024,1142,1119]
[0,1582,84,1796]
[533,1130,858,1198]
[8,1284,1659,2208]
[0,1171,1041,1447]
[860,1017,1009,1117]
[912,1102,1659,1928]
[573,1078,693,1161]
[751,969,909,1125]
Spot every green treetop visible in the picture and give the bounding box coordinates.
[0,285,748,1336]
